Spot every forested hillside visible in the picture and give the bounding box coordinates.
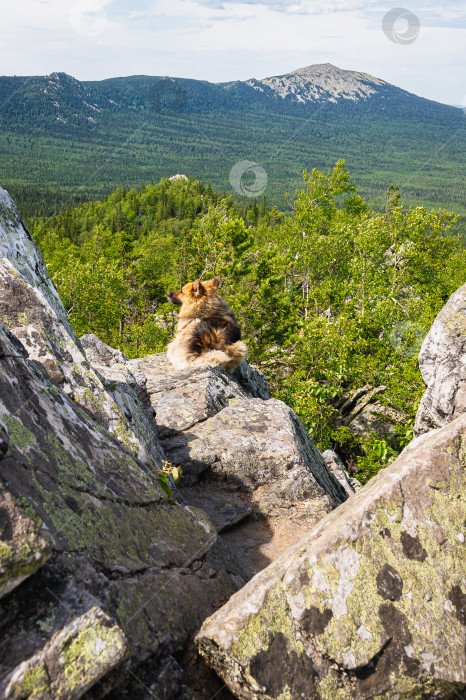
[32,164,465,482]
[1,68,465,222]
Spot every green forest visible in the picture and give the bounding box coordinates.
[32,163,465,483]
[1,71,465,227]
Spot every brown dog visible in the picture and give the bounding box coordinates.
[166,278,246,371]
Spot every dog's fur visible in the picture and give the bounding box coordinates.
[166,278,246,372]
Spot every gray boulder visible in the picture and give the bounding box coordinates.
[0,187,72,330]
[231,360,271,400]
[163,397,347,506]
[197,411,466,698]
[321,449,361,495]
[415,283,466,435]
[136,353,250,439]
[0,322,247,699]
[0,186,162,467]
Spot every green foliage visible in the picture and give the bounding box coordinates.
[32,177,269,356]
[157,461,183,503]
[355,435,397,484]
[34,164,466,482]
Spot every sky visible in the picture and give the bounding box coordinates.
[1,0,464,105]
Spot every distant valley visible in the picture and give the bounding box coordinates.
[0,63,464,221]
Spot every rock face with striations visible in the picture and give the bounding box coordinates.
[0,188,161,467]
[0,186,346,699]
[415,282,466,436]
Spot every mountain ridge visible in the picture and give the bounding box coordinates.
[0,63,464,219]
[1,63,459,122]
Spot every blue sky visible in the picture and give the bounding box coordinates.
[1,0,465,105]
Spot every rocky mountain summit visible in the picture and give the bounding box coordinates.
[0,184,465,700]
[242,63,386,105]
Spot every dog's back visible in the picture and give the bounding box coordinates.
[166,278,246,371]
[188,312,241,354]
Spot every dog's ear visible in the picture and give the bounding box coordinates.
[211,278,221,290]
[192,279,204,297]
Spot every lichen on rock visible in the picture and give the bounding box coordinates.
[196,412,466,698]
[0,607,128,700]
[0,486,50,600]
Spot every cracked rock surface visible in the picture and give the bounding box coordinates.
[0,606,128,700]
